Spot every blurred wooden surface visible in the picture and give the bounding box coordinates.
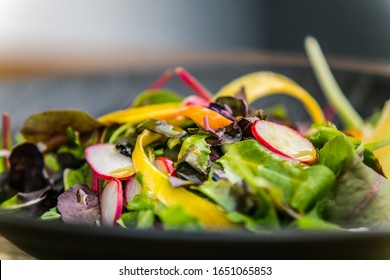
[0,235,35,260]
[1,50,390,81]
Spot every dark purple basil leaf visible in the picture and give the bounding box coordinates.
[234,86,248,102]
[231,180,259,215]
[214,95,249,118]
[205,117,259,146]
[57,184,100,226]
[209,102,236,121]
[9,143,49,193]
[236,117,258,139]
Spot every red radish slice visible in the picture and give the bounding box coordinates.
[154,157,176,176]
[124,175,142,205]
[251,120,317,164]
[101,179,123,226]
[85,144,135,180]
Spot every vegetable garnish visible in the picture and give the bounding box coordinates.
[251,120,317,164]
[132,130,232,228]
[304,36,390,176]
[1,43,390,232]
[85,143,135,180]
[215,71,326,124]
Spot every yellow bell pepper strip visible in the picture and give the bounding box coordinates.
[99,101,232,130]
[98,103,181,126]
[164,105,233,130]
[215,71,326,124]
[362,101,390,177]
[132,130,232,229]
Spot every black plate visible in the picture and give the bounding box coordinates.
[1,62,390,259]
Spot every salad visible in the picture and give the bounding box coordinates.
[1,37,390,233]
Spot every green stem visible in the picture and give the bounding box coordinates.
[304,36,364,130]
[365,138,390,151]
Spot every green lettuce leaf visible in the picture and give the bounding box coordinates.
[321,157,390,228]
[218,140,335,214]
[176,135,211,183]
[132,89,182,107]
[63,163,92,191]
[293,206,342,231]
[318,135,355,177]
[156,205,202,230]
[40,207,61,220]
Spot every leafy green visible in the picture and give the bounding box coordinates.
[21,110,103,151]
[63,163,92,191]
[218,140,336,214]
[219,140,304,202]
[132,89,182,107]
[227,211,279,233]
[318,135,355,177]
[108,123,135,144]
[290,165,335,213]
[126,191,158,211]
[156,205,202,230]
[196,179,258,215]
[0,194,19,208]
[136,210,155,229]
[176,135,211,183]
[117,212,138,228]
[197,180,237,212]
[44,153,61,172]
[308,125,384,174]
[293,206,342,231]
[321,157,390,228]
[306,125,360,149]
[40,207,61,220]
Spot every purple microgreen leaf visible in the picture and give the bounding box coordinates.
[9,143,50,193]
[57,184,100,226]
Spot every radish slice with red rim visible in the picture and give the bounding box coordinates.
[154,157,176,176]
[124,175,142,205]
[100,178,123,226]
[251,120,317,164]
[85,143,135,180]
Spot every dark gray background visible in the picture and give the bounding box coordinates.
[1,0,389,59]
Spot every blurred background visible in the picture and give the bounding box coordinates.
[1,0,389,63]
